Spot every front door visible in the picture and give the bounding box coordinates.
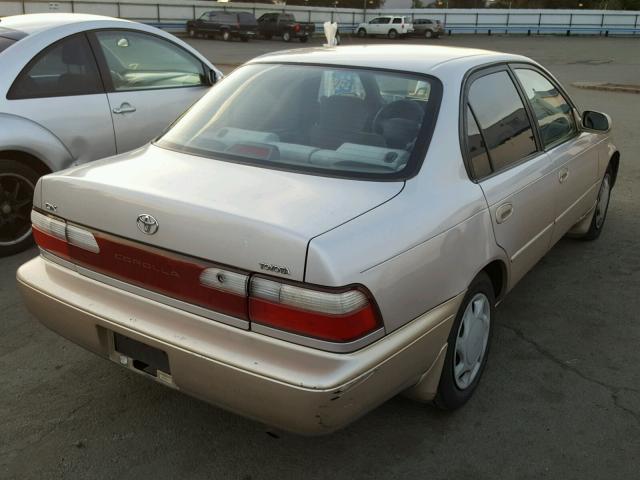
[512,67,600,244]
[90,30,210,154]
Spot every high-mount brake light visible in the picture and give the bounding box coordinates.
[249,277,382,343]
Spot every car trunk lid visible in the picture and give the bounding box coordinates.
[39,145,403,281]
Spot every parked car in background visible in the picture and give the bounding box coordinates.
[257,13,315,42]
[187,11,257,42]
[18,45,619,434]
[0,13,221,256]
[412,18,444,38]
[356,16,413,39]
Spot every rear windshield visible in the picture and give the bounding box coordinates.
[157,64,441,180]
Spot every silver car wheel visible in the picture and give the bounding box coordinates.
[595,174,611,229]
[0,173,34,246]
[453,293,491,390]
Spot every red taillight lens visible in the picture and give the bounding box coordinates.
[32,210,249,319]
[249,277,382,342]
[32,210,383,344]
[293,24,300,32]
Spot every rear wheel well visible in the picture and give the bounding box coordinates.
[0,150,51,177]
[482,260,506,300]
[609,151,620,187]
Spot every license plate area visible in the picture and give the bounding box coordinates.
[110,332,174,386]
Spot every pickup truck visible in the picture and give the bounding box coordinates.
[257,13,315,42]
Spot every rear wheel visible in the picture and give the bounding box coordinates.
[0,159,38,257]
[188,28,195,38]
[388,29,398,39]
[222,30,231,41]
[435,272,494,410]
[425,29,434,39]
[357,28,367,38]
[581,168,613,241]
[282,31,291,42]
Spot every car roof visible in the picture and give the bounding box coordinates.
[248,45,531,76]
[0,13,134,35]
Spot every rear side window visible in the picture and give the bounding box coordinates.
[466,105,492,178]
[515,68,577,148]
[467,70,537,173]
[392,18,402,24]
[7,34,103,100]
[0,37,16,53]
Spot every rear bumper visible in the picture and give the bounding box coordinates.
[17,256,460,435]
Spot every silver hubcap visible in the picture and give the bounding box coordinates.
[595,174,611,229]
[0,173,34,246]
[454,293,491,390]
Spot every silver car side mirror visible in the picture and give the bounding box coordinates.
[581,110,612,133]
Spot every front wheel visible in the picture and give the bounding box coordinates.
[282,31,291,42]
[435,272,494,410]
[0,159,38,257]
[581,169,613,241]
[425,30,434,39]
[221,30,231,41]
[388,29,398,39]
[357,28,367,38]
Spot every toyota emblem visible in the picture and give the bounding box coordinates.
[136,214,159,235]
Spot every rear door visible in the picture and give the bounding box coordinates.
[4,33,115,164]
[89,30,210,154]
[512,66,600,244]
[463,66,558,289]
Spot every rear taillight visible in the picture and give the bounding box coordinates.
[293,24,301,32]
[32,210,383,345]
[249,277,381,342]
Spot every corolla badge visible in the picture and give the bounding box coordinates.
[136,214,159,235]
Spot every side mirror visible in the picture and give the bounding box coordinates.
[208,69,218,86]
[582,110,611,133]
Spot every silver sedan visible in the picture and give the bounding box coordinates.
[18,45,618,434]
[0,13,221,256]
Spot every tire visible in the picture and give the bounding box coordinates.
[188,28,195,38]
[282,31,291,42]
[434,272,495,410]
[357,28,367,38]
[0,159,38,257]
[425,30,434,39]
[580,168,613,241]
[388,29,398,39]
[222,30,231,42]
[299,36,309,43]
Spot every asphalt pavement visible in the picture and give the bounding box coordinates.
[1,34,639,480]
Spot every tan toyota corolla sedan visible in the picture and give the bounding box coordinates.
[17,45,619,434]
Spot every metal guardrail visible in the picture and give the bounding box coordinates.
[1,1,639,36]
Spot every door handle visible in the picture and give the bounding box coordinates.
[112,102,136,114]
[496,203,513,224]
[559,167,570,184]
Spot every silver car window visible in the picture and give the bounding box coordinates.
[468,71,537,172]
[7,34,103,100]
[157,64,442,180]
[515,68,577,148]
[94,31,206,91]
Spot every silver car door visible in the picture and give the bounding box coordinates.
[4,33,115,165]
[513,67,600,244]
[464,68,557,289]
[90,30,210,154]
